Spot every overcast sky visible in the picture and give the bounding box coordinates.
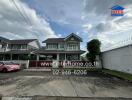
[0,0,132,50]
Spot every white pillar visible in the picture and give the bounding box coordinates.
[79,54,81,60]
[37,55,39,61]
[6,44,8,51]
[57,54,59,61]
[26,60,29,69]
[65,53,66,60]
[3,54,4,61]
[10,54,12,61]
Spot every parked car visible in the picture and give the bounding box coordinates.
[0,61,20,72]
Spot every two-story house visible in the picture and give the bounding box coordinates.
[0,33,85,61]
[35,33,85,61]
[0,37,40,60]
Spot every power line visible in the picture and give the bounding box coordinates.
[17,0,32,25]
[8,0,41,41]
[10,0,30,25]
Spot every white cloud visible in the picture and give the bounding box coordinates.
[57,34,62,37]
[1,0,132,51]
[83,1,132,51]
[82,24,92,31]
[23,0,85,25]
[0,0,58,44]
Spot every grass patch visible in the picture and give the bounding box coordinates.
[102,69,132,81]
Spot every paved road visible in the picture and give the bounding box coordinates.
[0,69,111,78]
[1,96,132,100]
[0,70,132,98]
[0,70,50,78]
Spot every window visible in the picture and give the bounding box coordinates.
[67,54,79,60]
[47,43,58,50]
[10,44,27,50]
[8,44,11,49]
[59,43,64,50]
[21,44,27,49]
[11,44,21,50]
[71,37,74,40]
[67,44,78,51]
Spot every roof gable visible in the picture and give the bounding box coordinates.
[64,33,82,42]
[111,5,124,10]
[42,33,82,43]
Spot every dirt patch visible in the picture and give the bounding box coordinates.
[0,71,132,97]
[0,77,20,85]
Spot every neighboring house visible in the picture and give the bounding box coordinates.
[35,33,85,61]
[0,37,40,60]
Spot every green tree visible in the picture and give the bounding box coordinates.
[87,39,101,65]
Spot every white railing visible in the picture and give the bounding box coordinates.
[102,36,132,52]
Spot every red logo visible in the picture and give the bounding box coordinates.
[112,10,123,14]
[111,5,124,16]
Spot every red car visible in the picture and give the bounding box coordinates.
[0,61,20,72]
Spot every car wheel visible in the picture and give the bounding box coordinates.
[2,68,8,73]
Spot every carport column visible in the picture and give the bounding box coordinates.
[57,53,59,61]
[3,54,5,61]
[65,53,66,60]
[37,54,39,61]
[10,54,12,60]
[79,54,81,60]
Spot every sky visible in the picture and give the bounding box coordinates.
[0,0,132,50]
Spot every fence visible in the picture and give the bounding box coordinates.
[29,61,52,68]
[29,60,101,68]
[102,36,132,52]
[101,44,132,74]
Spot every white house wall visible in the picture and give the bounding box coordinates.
[28,40,40,49]
[102,45,132,74]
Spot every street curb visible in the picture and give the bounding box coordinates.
[0,94,2,100]
[23,69,51,72]
[1,96,132,100]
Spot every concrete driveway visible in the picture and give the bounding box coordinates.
[0,71,132,98]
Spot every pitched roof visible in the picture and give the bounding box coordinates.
[111,5,124,10]
[42,33,82,43]
[0,36,38,44]
[42,38,65,43]
[8,39,37,44]
[0,37,9,44]
[0,37,9,41]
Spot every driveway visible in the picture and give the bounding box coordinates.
[0,70,132,97]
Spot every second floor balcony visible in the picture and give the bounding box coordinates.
[0,44,28,52]
[7,44,27,50]
[46,43,80,51]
